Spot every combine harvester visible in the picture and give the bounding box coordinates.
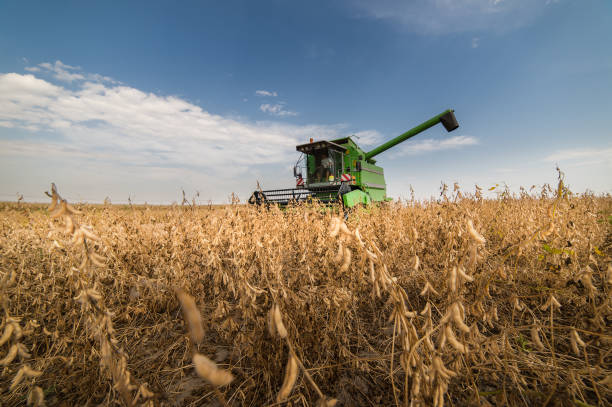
[249,109,459,208]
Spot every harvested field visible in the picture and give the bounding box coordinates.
[0,180,611,406]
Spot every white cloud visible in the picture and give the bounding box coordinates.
[351,130,384,147]
[544,147,612,166]
[0,72,321,166]
[471,37,480,48]
[259,103,298,117]
[0,69,348,201]
[393,135,478,156]
[347,0,558,34]
[38,60,84,82]
[26,60,118,84]
[255,90,278,97]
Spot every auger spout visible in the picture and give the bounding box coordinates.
[364,109,458,161]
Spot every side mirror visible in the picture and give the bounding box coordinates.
[293,166,298,177]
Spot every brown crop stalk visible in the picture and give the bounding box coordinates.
[45,184,152,406]
[0,172,609,405]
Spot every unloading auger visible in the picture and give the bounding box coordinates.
[248,109,459,208]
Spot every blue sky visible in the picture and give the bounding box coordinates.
[1,0,610,203]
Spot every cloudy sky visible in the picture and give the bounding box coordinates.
[1,0,610,203]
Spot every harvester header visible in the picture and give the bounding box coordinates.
[248,109,459,207]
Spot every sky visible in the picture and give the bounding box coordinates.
[0,0,611,204]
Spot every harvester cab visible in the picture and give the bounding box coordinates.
[296,140,346,186]
[248,109,459,208]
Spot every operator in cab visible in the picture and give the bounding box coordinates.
[316,151,333,182]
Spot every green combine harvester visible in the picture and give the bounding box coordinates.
[248,109,459,208]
